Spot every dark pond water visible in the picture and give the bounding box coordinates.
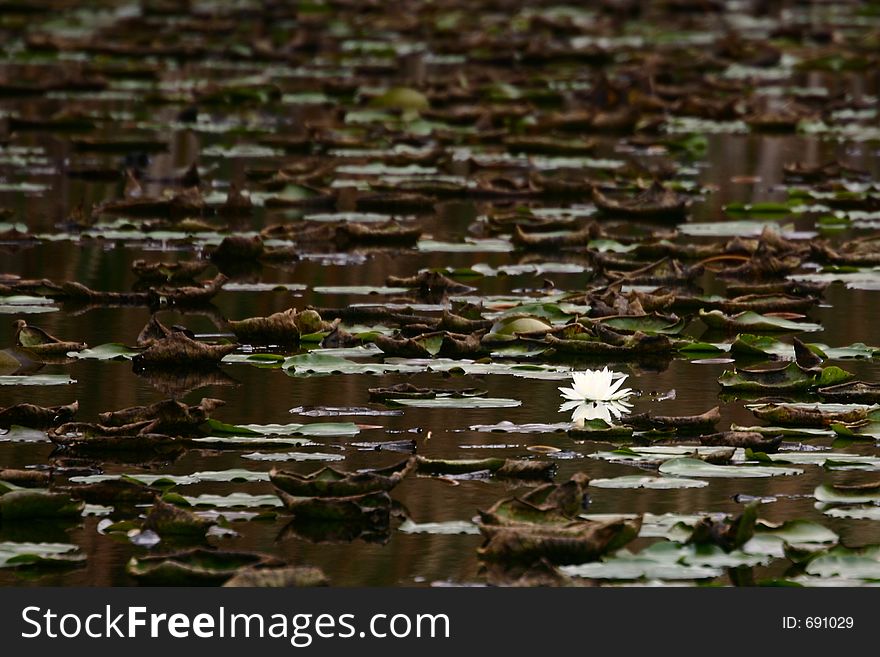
[1,1,880,587]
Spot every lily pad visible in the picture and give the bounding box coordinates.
[388,397,522,409]
[0,375,76,386]
[718,362,852,393]
[0,542,83,569]
[589,475,708,490]
[70,343,139,360]
[398,519,481,535]
[700,309,822,332]
[0,489,84,519]
[659,457,802,478]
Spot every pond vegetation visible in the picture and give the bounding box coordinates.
[1,0,880,586]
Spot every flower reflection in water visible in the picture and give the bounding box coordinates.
[560,399,633,427]
[558,367,635,427]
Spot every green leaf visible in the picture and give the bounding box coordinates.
[370,87,429,111]
[0,489,84,519]
[718,362,852,393]
[389,397,521,409]
[600,314,686,336]
[560,542,724,580]
[70,343,139,360]
[658,457,802,478]
[183,494,283,508]
[0,375,76,386]
[754,520,838,549]
[0,542,83,569]
[488,316,552,340]
[200,418,262,436]
[588,475,708,490]
[701,310,822,333]
[398,519,480,535]
[814,483,880,504]
[805,546,880,580]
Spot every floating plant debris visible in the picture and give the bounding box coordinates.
[0,0,879,590]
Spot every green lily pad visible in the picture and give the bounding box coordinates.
[488,316,553,340]
[0,426,50,442]
[754,519,838,549]
[700,309,822,332]
[70,343,139,360]
[0,296,58,315]
[398,519,481,535]
[0,375,76,386]
[718,362,852,393]
[370,87,429,111]
[822,506,880,521]
[560,542,723,580]
[805,546,880,580]
[599,314,686,336]
[282,352,425,375]
[496,303,574,323]
[183,494,283,508]
[659,457,802,478]
[588,475,708,489]
[0,542,83,569]
[814,482,880,504]
[388,397,521,409]
[127,549,282,585]
[202,418,360,437]
[0,489,84,519]
[241,452,345,462]
[71,469,270,486]
[589,446,740,465]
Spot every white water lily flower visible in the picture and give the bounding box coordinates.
[558,367,633,403]
[560,399,633,426]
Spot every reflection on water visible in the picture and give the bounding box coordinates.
[0,152,880,585]
[2,108,880,586]
[563,400,633,426]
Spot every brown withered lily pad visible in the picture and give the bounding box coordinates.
[545,331,673,357]
[386,271,475,296]
[0,489,84,520]
[626,407,721,434]
[818,382,880,404]
[685,503,759,552]
[749,403,867,427]
[415,456,555,479]
[13,319,87,355]
[210,235,265,263]
[132,259,213,283]
[0,401,78,428]
[223,566,329,587]
[132,332,238,369]
[477,517,641,565]
[479,474,591,526]
[99,187,205,218]
[592,182,689,221]
[98,398,225,435]
[127,549,285,586]
[48,423,181,456]
[136,315,178,346]
[275,490,392,523]
[0,468,51,488]
[142,498,215,538]
[271,458,414,498]
[699,431,783,452]
[229,308,300,345]
[368,383,486,401]
[67,478,160,506]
